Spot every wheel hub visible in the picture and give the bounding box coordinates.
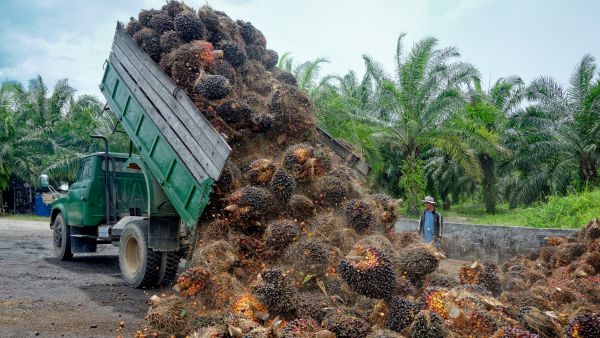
[123,237,141,275]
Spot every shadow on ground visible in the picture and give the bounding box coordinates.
[80,283,151,315]
[43,255,121,276]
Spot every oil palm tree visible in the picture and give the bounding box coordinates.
[363,34,501,214]
[313,69,389,169]
[502,55,600,206]
[0,76,122,187]
[0,81,57,187]
[463,76,522,213]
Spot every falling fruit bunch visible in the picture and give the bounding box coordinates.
[125,2,599,337]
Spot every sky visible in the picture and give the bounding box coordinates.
[0,0,599,97]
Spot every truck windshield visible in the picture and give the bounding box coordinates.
[102,159,143,174]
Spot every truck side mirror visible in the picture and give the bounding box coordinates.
[39,174,49,188]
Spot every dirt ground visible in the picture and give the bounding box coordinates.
[0,218,467,337]
[0,218,163,338]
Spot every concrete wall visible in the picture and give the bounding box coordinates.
[394,219,578,263]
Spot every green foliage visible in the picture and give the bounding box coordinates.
[0,76,126,188]
[502,55,600,207]
[445,189,600,229]
[532,190,600,228]
[447,76,522,213]
[282,40,600,219]
[361,34,498,202]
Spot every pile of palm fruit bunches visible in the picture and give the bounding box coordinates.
[127,2,599,337]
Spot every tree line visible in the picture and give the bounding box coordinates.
[280,34,600,215]
[0,76,127,192]
[2,33,599,217]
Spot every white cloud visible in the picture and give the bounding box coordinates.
[1,30,111,96]
[1,0,599,98]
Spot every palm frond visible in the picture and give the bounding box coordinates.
[394,32,408,81]
[294,57,329,92]
[276,52,294,72]
[568,54,596,110]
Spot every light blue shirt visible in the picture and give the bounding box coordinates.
[422,210,435,243]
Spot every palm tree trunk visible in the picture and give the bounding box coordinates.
[580,158,597,186]
[400,156,425,216]
[479,153,497,214]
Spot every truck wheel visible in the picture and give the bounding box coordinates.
[156,252,181,287]
[53,213,73,260]
[118,221,160,288]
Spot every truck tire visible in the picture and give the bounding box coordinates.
[53,213,73,260]
[118,221,160,288]
[156,252,181,287]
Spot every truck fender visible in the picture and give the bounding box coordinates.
[50,206,67,229]
[110,215,147,241]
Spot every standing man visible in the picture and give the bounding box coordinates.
[418,196,443,245]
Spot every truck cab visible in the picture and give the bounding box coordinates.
[51,152,147,229]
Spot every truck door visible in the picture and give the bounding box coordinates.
[66,158,93,225]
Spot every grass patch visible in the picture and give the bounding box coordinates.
[440,189,600,229]
[0,214,50,222]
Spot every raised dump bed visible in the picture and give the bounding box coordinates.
[100,23,231,226]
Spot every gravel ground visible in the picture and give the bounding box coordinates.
[0,218,161,338]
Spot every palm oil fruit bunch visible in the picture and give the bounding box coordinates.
[146,295,186,336]
[459,260,502,296]
[420,288,449,319]
[195,74,231,100]
[345,199,375,233]
[396,244,440,287]
[281,143,331,182]
[264,220,299,252]
[338,245,397,299]
[384,297,421,333]
[246,159,277,185]
[224,186,273,228]
[252,269,297,317]
[268,168,296,202]
[176,267,209,297]
[407,310,447,338]
[566,313,600,338]
[281,318,320,338]
[317,174,350,207]
[325,312,372,338]
[231,293,267,322]
[284,238,330,276]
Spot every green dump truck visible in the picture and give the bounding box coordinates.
[49,23,231,288]
[49,22,371,289]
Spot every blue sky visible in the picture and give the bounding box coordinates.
[1,0,599,97]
